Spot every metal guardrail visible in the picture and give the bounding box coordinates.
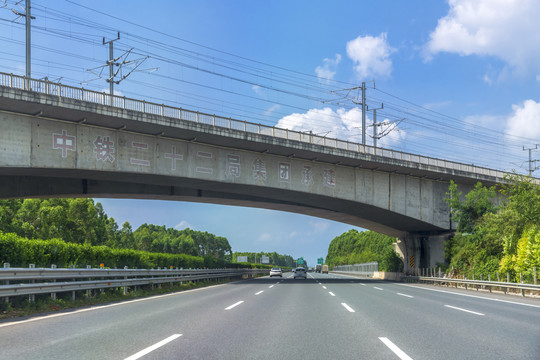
[0,72,511,181]
[333,262,378,277]
[1,266,268,300]
[405,276,540,297]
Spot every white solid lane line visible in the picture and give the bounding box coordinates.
[444,305,485,316]
[255,291,263,295]
[225,301,244,310]
[379,337,414,360]
[341,303,355,313]
[399,283,540,309]
[397,293,414,298]
[328,292,335,297]
[124,334,182,360]
[0,283,231,329]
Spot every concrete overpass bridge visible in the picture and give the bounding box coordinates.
[0,73,509,273]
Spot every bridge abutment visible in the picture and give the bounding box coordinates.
[395,233,449,275]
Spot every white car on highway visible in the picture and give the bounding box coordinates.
[293,267,307,279]
[269,267,282,277]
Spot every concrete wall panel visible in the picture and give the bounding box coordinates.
[116,132,155,174]
[390,174,406,214]
[188,143,220,181]
[0,113,30,166]
[32,119,77,168]
[77,126,117,171]
[355,169,374,205]
[155,139,189,177]
[420,179,434,224]
[373,171,390,209]
[433,181,451,229]
[405,176,420,219]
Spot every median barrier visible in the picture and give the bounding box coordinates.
[0,264,268,302]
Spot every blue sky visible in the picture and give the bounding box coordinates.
[1,1,540,266]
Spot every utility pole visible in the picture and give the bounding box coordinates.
[4,0,35,88]
[523,144,539,176]
[25,0,31,84]
[348,82,367,145]
[103,32,120,96]
[370,104,384,148]
[361,82,366,145]
[85,33,152,100]
[331,82,392,147]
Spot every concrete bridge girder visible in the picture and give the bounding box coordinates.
[0,111,452,238]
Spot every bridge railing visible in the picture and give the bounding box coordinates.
[0,72,511,181]
[0,264,267,301]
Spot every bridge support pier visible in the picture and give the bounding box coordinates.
[395,233,449,275]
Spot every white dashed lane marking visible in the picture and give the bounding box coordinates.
[379,337,414,360]
[444,305,484,316]
[225,301,244,310]
[124,334,182,360]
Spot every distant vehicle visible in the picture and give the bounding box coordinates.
[315,264,322,273]
[293,267,307,279]
[269,267,282,277]
[321,265,329,274]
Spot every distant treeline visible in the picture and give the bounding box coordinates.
[0,199,232,264]
[233,252,294,267]
[326,230,403,272]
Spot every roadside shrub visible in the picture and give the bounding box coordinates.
[0,231,205,269]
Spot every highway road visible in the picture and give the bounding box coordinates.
[1,272,539,359]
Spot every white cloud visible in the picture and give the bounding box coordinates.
[252,85,265,98]
[424,0,540,74]
[346,33,395,79]
[277,106,405,147]
[174,220,194,230]
[464,114,505,131]
[315,54,342,81]
[422,100,452,110]
[263,104,280,117]
[257,233,272,242]
[310,221,330,234]
[505,99,540,140]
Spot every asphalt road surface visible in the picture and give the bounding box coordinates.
[1,272,539,359]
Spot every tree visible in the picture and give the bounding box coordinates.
[444,175,540,281]
[496,175,540,280]
[326,230,403,272]
[445,181,498,233]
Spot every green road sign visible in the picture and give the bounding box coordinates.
[317,257,324,264]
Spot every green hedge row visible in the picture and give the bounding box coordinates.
[0,232,206,269]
